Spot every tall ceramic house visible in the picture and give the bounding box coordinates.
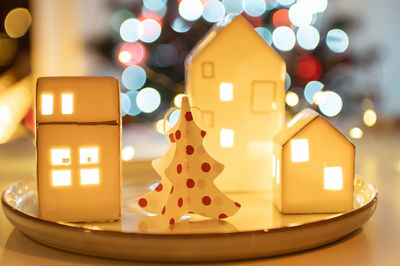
[185,15,286,192]
[273,108,355,213]
[36,77,121,222]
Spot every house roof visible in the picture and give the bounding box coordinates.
[185,15,283,67]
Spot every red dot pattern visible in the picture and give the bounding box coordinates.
[178,197,183,207]
[218,213,228,219]
[235,202,241,208]
[177,164,182,173]
[169,133,175,143]
[185,112,193,121]
[186,178,195,188]
[186,145,194,155]
[170,186,174,194]
[201,163,211,172]
[138,198,147,208]
[175,130,181,140]
[161,206,166,215]
[202,196,211,206]
[201,130,206,138]
[155,183,163,192]
[169,218,175,225]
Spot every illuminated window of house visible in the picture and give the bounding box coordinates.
[219,82,233,101]
[291,139,309,162]
[41,94,53,115]
[52,170,71,186]
[61,94,73,114]
[51,149,70,165]
[220,129,234,148]
[324,167,343,190]
[201,62,214,78]
[80,168,100,185]
[80,147,99,164]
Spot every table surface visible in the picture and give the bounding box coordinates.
[0,125,399,266]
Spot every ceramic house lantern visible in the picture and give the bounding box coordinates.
[273,108,355,213]
[185,15,286,192]
[36,77,121,222]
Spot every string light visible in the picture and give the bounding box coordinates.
[122,146,135,161]
[349,127,363,139]
[363,109,377,127]
[286,91,299,107]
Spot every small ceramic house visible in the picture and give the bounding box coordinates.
[273,108,355,213]
[36,77,121,222]
[186,15,286,192]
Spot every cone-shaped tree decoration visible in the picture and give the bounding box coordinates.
[137,96,241,224]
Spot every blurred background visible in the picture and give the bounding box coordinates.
[0,0,398,162]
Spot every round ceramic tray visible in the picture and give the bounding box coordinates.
[2,161,377,262]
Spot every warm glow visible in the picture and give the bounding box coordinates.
[80,168,100,185]
[41,94,53,115]
[220,129,234,148]
[51,149,70,165]
[276,159,280,184]
[156,119,171,134]
[313,91,326,105]
[291,139,309,162]
[118,51,132,63]
[4,8,32,38]
[287,113,303,128]
[349,127,363,139]
[174,94,185,107]
[80,147,99,164]
[363,109,377,127]
[272,154,276,177]
[286,91,299,107]
[61,94,73,114]
[324,167,343,190]
[122,146,135,161]
[219,82,233,102]
[52,170,71,186]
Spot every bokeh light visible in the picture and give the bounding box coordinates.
[120,18,141,42]
[289,3,312,27]
[122,146,135,161]
[120,93,131,117]
[318,91,343,117]
[243,0,267,17]
[363,109,377,127]
[171,17,191,33]
[111,10,133,32]
[313,91,326,105]
[286,91,299,107]
[272,9,291,27]
[4,8,32,38]
[122,65,147,90]
[126,91,141,116]
[285,73,291,91]
[202,0,226,23]
[168,110,181,127]
[326,29,349,53]
[277,0,295,6]
[255,27,272,45]
[304,80,324,104]
[153,44,178,67]
[117,42,147,66]
[295,54,322,81]
[139,18,162,43]
[156,119,171,134]
[136,87,161,113]
[297,0,328,14]
[143,0,167,12]
[272,26,296,52]
[179,0,204,21]
[0,35,17,66]
[174,94,185,107]
[296,25,320,50]
[222,0,244,15]
[349,127,363,139]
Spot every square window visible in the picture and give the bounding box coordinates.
[41,94,53,115]
[62,94,73,114]
[80,147,99,164]
[80,168,99,185]
[291,139,309,162]
[324,167,343,190]
[219,83,233,101]
[220,129,234,148]
[52,170,71,186]
[201,62,214,78]
[51,149,70,165]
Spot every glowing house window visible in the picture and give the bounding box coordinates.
[80,148,98,164]
[41,94,53,115]
[219,83,233,102]
[324,167,343,190]
[220,129,234,148]
[62,94,73,114]
[80,168,99,185]
[51,149,70,165]
[291,139,309,162]
[52,170,71,186]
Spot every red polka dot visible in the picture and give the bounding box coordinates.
[169,218,175,225]
[185,112,193,121]
[170,186,174,194]
[235,202,241,208]
[175,130,181,140]
[161,206,166,215]
[169,133,175,143]
[178,197,183,207]
[201,130,206,138]
[155,183,163,192]
[218,213,228,219]
[201,163,211,172]
[188,211,194,214]
[202,196,211,206]
[138,198,147,208]
[186,145,194,155]
[186,178,195,188]
[177,164,182,173]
